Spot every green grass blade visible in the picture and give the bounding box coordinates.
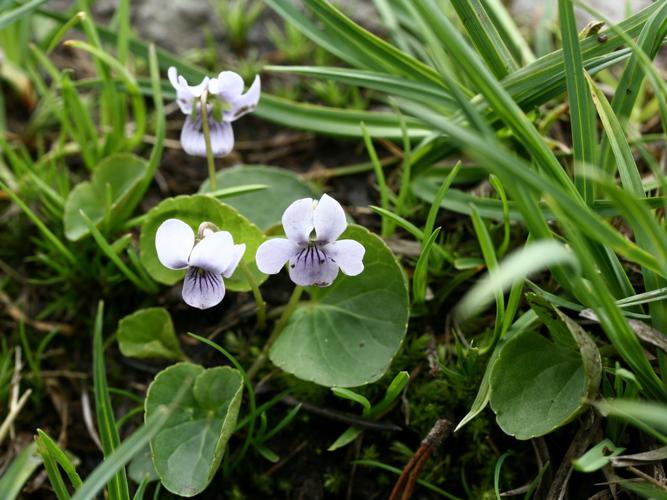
[0,180,77,266]
[406,102,665,278]
[597,1,667,171]
[0,0,48,29]
[413,227,441,304]
[411,178,666,220]
[423,162,461,240]
[36,435,71,500]
[302,0,444,87]
[559,0,596,203]
[0,443,41,500]
[549,202,667,402]
[481,0,535,64]
[80,212,157,293]
[35,430,83,489]
[414,0,577,195]
[449,0,518,77]
[362,123,391,238]
[265,65,455,110]
[456,240,579,321]
[71,406,171,500]
[586,73,643,197]
[92,302,131,500]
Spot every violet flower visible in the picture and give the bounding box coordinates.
[255,194,365,287]
[155,218,245,309]
[167,67,261,158]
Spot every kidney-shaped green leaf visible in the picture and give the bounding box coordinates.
[269,225,409,387]
[199,165,317,230]
[489,329,598,439]
[117,307,184,361]
[145,362,243,497]
[139,195,266,291]
[64,153,148,241]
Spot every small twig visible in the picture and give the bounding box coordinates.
[626,465,667,491]
[0,389,31,446]
[390,419,451,500]
[0,290,74,335]
[8,347,22,441]
[81,389,102,451]
[264,440,308,477]
[546,412,600,500]
[281,395,401,432]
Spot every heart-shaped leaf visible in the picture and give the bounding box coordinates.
[145,362,243,497]
[64,153,148,241]
[269,225,409,387]
[199,165,317,229]
[117,308,184,361]
[139,195,266,291]
[489,327,600,439]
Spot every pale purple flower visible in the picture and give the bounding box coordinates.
[155,218,246,309]
[255,194,365,287]
[167,67,261,158]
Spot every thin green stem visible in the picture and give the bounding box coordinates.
[239,261,266,330]
[200,92,217,191]
[247,285,304,380]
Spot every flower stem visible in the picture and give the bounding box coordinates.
[247,285,304,381]
[239,260,266,330]
[200,92,217,191]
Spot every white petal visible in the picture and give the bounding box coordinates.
[182,268,225,309]
[324,239,365,276]
[255,238,300,274]
[180,115,207,157]
[189,76,210,98]
[167,66,182,91]
[222,243,246,278]
[282,198,315,244]
[209,120,234,157]
[168,67,203,115]
[155,218,195,270]
[227,75,261,122]
[314,194,347,243]
[188,231,235,275]
[209,71,244,101]
[288,247,339,287]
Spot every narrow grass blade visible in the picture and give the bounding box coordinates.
[449,0,518,77]
[71,406,172,500]
[559,0,596,203]
[0,442,41,500]
[80,211,157,293]
[36,435,71,500]
[35,430,83,489]
[597,1,667,171]
[0,181,77,266]
[0,0,48,29]
[92,302,131,500]
[265,65,455,110]
[413,227,441,304]
[456,240,579,321]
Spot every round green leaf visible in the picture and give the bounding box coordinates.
[145,362,243,497]
[269,225,409,387]
[64,153,148,241]
[139,194,266,291]
[117,307,184,361]
[199,165,317,229]
[490,330,594,439]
